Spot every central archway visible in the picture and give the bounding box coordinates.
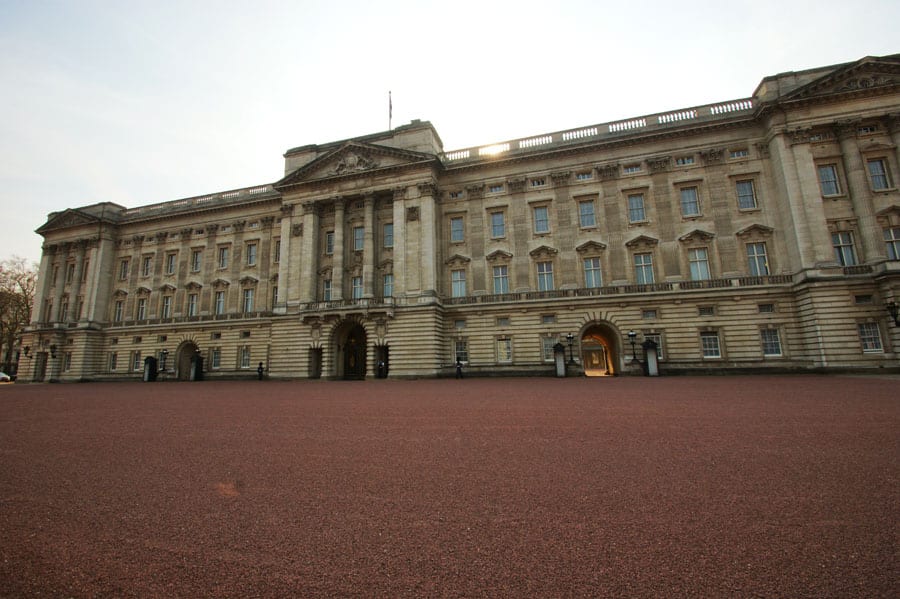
[175,341,200,381]
[334,321,368,380]
[580,323,620,376]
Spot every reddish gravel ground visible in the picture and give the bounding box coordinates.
[0,375,897,598]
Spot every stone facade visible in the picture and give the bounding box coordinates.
[21,54,900,381]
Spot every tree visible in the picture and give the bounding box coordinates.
[0,256,37,374]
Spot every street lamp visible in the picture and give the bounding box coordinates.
[886,301,900,326]
[160,349,169,372]
[627,330,639,362]
[565,333,575,364]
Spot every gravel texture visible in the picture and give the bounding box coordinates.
[0,376,897,598]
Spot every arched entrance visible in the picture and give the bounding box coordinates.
[580,323,621,376]
[334,321,367,380]
[175,341,201,381]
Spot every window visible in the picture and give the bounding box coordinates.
[66,263,75,283]
[541,337,556,362]
[736,180,758,210]
[451,269,466,297]
[885,227,900,260]
[109,352,118,371]
[832,232,857,266]
[191,250,202,272]
[449,190,464,200]
[541,314,556,324]
[454,339,469,363]
[240,346,251,369]
[217,246,229,269]
[624,164,641,174]
[273,240,281,263]
[680,186,701,216]
[211,348,221,369]
[533,206,550,233]
[729,149,749,159]
[353,226,364,251]
[644,333,663,360]
[746,242,770,276]
[454,319,466,330]
[114,300,124,322]
[382,274,393,297]
[627,193,646,223]
[537,261,554,291]
[492,265,509,294]
[490,211,506,238]
[141,256,153,277]
[271,286,279,307]
[351,276,363,299]
[583,257,602,288]
[496,316,510,327]
[642,309,657,320]
[818,164,841,196]
[132,351,142,372]
[698,306,715,317]
[858,322,883,352]
[675,156,694,165]
[576,172,593,181]
[325,231,335,254]
[450,217,464,242]
[531,177,546,187]
[119,260,129,280]
[489,183,504,193]
[858,125,877,134]
[634,253,654,284]
[867,159,891,190]
[496,337,512,362]
[688,248,711,280]
[214,291,225,315]
[700,332,721,358]
[60,299,69,322]
[165,253,176,275]
[136,298,147,320]
[187,293,198,317]
[161,295,172,318]
[383,223,394,248]
[578,201,596,228]
[758,303,775,313]
[761,329,782,356]
[323,279,332,301]
[242,288,254,313]
[246,243,257,266]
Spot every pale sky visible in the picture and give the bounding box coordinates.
[1,0,898,265]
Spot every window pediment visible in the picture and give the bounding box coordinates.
[528,245,559,259]
[159,284,176,292]
[625,235,659,249]
[240,276,259,287]
[876,204,900,227]
[136,286,152,296]
[575,241,608,254]
[185,281,203,291]
[113,289,129,297]
[212,278,230,289]
[445,254,471,268]
[678,229,716,243]
[736,224,775,239]
[486,250,513,263]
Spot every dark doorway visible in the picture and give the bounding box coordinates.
[308,347,323,379]
[340,324,367,380]
[175,341,200,381]
[375,345,389,378]
[33,353,48,382]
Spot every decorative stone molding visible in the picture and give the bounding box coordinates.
[551,171,571,186]
[239,276,259,287]
[393,187,407,202]
[206,224,219,236]
[465,184,485,199]
[485,250,513,263]
[754,142,771,159]
[280,204,295,215]
[180,228,193,238]
[826,218,858,233]
[212,279,230,289]
[233,220,246,232]
[838,76,894,92]
[700,148,725,165]
[406,206,419,222]
[185,281,203,291]
[678,229,716,243]
[330,150,378,175]
[445,254,471,267]
[597,163,619,181]
[528,245,559,259]
[261,216,276,228]
[292,224,303,237]
[302,202,319,215]
[132,235,145,244]
[154,232,168,243]
[625,234,659,249]
[735,224,774,240]
[875,205,900,227]
[833,119,861,140]
[113,288,129,297]
[377,259,394,274]
[575,240,608,254]
[647,156,671,173]
[135,286,152,296]
[159,284,176,292]
[507,179,526,194]
[417,182,437,197]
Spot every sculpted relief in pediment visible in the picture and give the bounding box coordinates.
[329,150,379,175]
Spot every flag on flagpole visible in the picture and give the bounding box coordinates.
[389,91,393,130]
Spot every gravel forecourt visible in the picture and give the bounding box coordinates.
[0,376,897,598]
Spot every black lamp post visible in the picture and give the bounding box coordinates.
[886,301,900,326]
[627,330,639,362]
[160,349,169,372]
[565,333,575,364]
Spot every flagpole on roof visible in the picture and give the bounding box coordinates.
[389,90,392,131]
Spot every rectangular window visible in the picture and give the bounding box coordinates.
[211,348,221,369]
[583,257,602,288]
[114,300,124,322]
[60,299,69,322]
[188,293,198,317]
[579,201,596,228]
[273,240,281,263]
[699,305,715,317]
[66,263,75,283]
[729,149,749,159]
[240,346,251,369]
[132,351,142,372]
[489,184,504,193]
[634,253,654,284]
[537,261,554,291]
[246,243,257,266]
[688,248,711,281]
[623,164,641,174]
[351,276,363,299]
[353,226,364,251]
[191,250,202,272]
[541,337,556,362]
[382,274,393,298]
[215,291,225,315]
[675,156,695,166]
[217,246,229,269]
[832,232,857,266]
[492,265,509,294]
[454,339,469,363]
[761,329,782,356]
[867,158,891,190]
[680,186,701,216]
[700,332,721,358]
[747,242,770,276]
[736,180,758,210]
[885,227,900,260]
[383,223,393,248]
[496,316,510,327]
[141,256,153,277]
[450,217,464,242]
[628,193,646,223]
[575,172,593,181]
[490,212,505,238]
[758,303,775,313]
[542,314,556,324]
[325,231,335,254]
[136,298,147,320]
[161,295,172,318]
[531,177,546,187]
[242,288,254,313]
[109,352,118,371]
[642,309,657,320]
[644,333,663,360]
[533,206,550,233]
[165,253,176,275]
[271,286,278,307]
[323,279,332,301]
[818,164,841,196]
[858,322,883,352]
[451,269,467,297]
[119,260,129,280]
[497,338,512,362]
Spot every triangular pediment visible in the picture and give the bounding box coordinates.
[275,142,439,189]
[736,224,774,239]
[445,254,471,267]
[625,235,659,248]
[575,240,608,254]
[36,209,99,234]
[486,250,513,262]
[678,229,716,243]
[528,245,558,258]
[781,55,900,102]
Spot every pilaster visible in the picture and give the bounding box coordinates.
[835,121,884,261]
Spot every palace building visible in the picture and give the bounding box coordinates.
[21,54,900,382]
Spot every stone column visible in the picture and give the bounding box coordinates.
[332,198,346,300]
[417,182,438,295]
[885,113,900,167]
[363,194,375,297]
[391,188,407,297]
[83,234,115,323]
[33,245,55,324]
[276,204,294,312]
[71,240,87,321]
[298,203,320,304]
[52,243,68,322]
[835,121,884,261]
